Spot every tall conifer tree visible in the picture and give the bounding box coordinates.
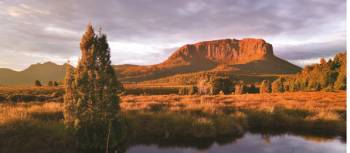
[64,23,122,151]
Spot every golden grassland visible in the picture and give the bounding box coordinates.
[0,91,346,152]
[0,91,346,129]
[121,91,345,117]
[0,85,183,96]
[0,91,346,127]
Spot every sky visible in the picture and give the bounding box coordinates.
[0,0,346,70]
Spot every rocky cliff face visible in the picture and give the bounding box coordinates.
[162,38,274,66]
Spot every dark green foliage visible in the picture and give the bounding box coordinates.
[7,94,48,102]
[234,82,258,95]
[63,24,123,151]
[283,53,346,92]
[210,77,233,94]
[48,81,53,87]
[125,112,244,141]
[246,83,259,93]
[126,87,179,95]
[0,95,6,103]
[53,81,59,86]
[259,80,271,93]
[34,80,42,86]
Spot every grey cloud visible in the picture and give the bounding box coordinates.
[111,46,179,66]
[275,39,346,60]
[0,0,346,69]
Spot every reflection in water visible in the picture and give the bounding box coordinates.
[126,133,346,153]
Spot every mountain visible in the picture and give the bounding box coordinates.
[115,38,301,82]
[0,38,301,85]
[0,62,67,85]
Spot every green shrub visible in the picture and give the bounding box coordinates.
[34,80,42,87]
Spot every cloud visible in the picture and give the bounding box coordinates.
[5,3,50,17]
[44,26,80,38]
[274,39,346,60]
[289,56,335,68]
[177,1,208,15]
[0,0,346,70]
[109,41,180,65]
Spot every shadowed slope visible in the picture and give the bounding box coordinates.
[0,62,68,85]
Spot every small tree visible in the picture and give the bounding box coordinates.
[197,77,212,95]
[197,76,232,95]
[234,83,243,95]
[188,85,197,95]
[260,80,271,93]
[178,87,187,95]
[211,77,233,94]
[271,78,284,93]
[34,80,42,86]
[53,81,59,86]
[234,81,246,95]
[48,81,53,87]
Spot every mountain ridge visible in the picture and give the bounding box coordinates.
[0,38,301,85]
[114,38,301,82]
[0,62,68,85]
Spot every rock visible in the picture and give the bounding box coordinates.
[163,38,274,66]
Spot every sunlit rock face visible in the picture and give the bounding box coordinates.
[113,38,301,82]
[163,38,274,66]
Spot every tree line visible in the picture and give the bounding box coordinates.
[278,53,346,92]
[34,80,60,87]
[178,53,346,95]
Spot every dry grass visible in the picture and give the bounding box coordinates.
[121,91,346,121]
[0,91,346,153]
[0,86,62,95]
[0,102,72,153]
[0,91,345,126]
[0,102,62,124]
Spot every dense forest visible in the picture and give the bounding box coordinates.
[279,53,346,92]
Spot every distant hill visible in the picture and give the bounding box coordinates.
[0,62,67,85]
[115,38,301,82]
[0,38,302,85]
